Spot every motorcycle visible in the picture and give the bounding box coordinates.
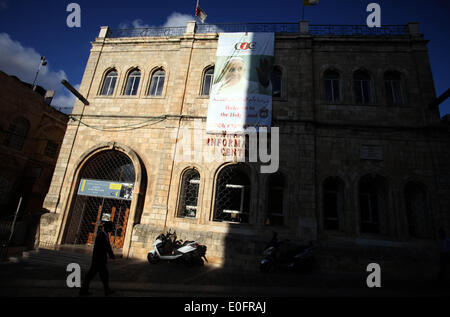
[147,229,207,267]
[260,231,315,273]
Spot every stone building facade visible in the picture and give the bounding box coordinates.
[0,71,68,246]
[38,21,450,272]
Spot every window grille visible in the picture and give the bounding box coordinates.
[213,164,251,223]
[178,169,200,218]
[65,150,135,248]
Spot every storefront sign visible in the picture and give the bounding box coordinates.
[77,179,134,200]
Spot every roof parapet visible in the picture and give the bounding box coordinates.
[101,21,416,39]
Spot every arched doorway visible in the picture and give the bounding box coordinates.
[64,150,136,249]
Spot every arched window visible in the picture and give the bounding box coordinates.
[385,71,403,105]
[323,177,345,231]
[266,173,284,226]
[148,69,165,96]
[3,117,30,150]
[214,164,251,223]
[324,70,341,103]
[100,70,118,96]
[271,66,282,98]
[201,67,214,96]
[353,70,372,104]
[359,175,387,234]
[124,69,141,96]
[178,169,200,218]
[404,182,429,238]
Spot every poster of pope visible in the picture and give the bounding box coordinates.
[206,32,274,133]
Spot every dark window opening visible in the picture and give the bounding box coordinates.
[266,173,284,226]
[353,70,372,104]
[124,70,141,95]
[178,169,200,218]
[359,175,386,234]
[214,164,251,223]
[3,117,30,150]
[324,70,341,103]
[202,67,214,96]
[44,140,59,158]
[385,71,403,105]
[323,177,344,231]
[149,69,165,96]
[271,67,282,98]
[100,70,118,96]
[405,182,429,239]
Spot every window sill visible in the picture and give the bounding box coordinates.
[176,216,197,221]
[115,95,140,99]
[95,95,116,99]
[197,95,211,99]
[210,220,254,228]
[141,95,166,99]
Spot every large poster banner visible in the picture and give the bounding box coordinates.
[206,32,274,133]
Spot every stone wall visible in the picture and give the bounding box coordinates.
[38,23,450,270]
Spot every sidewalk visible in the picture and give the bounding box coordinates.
[1,249,449,297]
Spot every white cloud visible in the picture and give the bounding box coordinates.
[119,12,195,29]
[0,33,76,113]
[162,12,195,27]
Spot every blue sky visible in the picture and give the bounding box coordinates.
[0,0,449,115]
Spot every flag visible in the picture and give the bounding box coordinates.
[304,0,319,5]
[195,1,207,23]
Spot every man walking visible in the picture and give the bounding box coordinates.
[79,221,115,296]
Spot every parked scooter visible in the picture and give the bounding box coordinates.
[147,229,207,267]
[260,232,315,273]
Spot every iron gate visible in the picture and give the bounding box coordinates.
[65,150,135,248]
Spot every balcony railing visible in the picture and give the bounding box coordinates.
[195,23,300,34]
[108,26,187,38]
[105,23,410,39]
[309,24,408,36]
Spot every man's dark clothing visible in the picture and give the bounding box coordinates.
[80,230,115,295]
[92,230,115,263]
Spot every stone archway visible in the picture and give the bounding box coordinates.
[60,143,145,256]
[64,150,135,248]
